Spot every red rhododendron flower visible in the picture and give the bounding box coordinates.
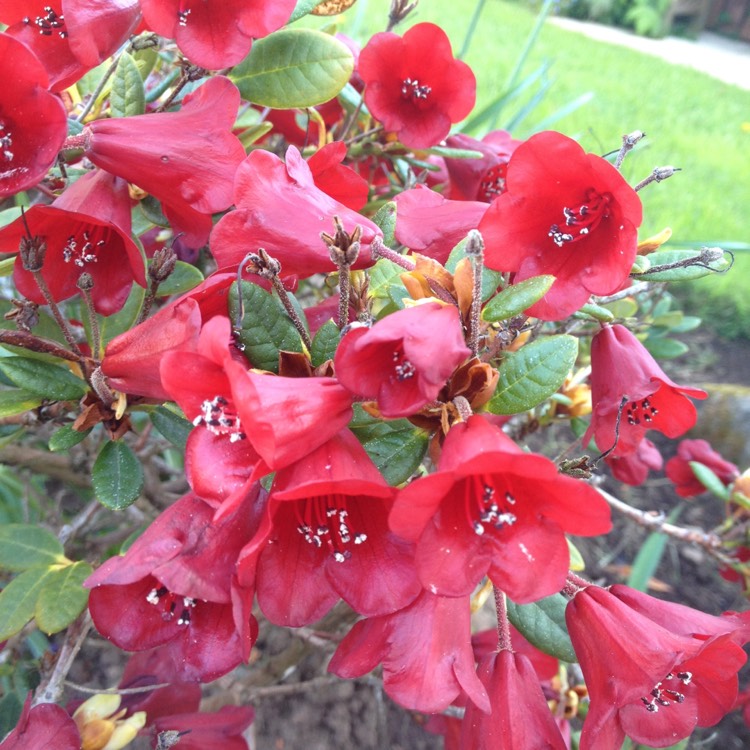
[0,34,67,197]
[444,130,521,202]
[334,302,470,418]
[225,358,354,472]
[389,415,611,602]
[240,430,421,626]
[102,296,202,401]
[393,186,489,265]
[1,169,146,315]
[140,0,295,69]
[584,324,707,459]
[567,584,749,750]
[479,131,643,320]
[329,591,490,714]
[210,146,380,280]
[0,1,140,91]
[308,141,369,211]
[460,650,567,750]
[0,693,80,750]
[151,705,255,750]
[358,23,476,148]
[83,76,245,246]
[666,439,739,497]
[85,490,263,681]
[606,436,663,486]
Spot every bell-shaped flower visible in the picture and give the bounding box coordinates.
[140,0,295,69]
[334,302,471,418]
[566,584,749,749]
[0,1,140,92]
[666,439,739,497]
[0,694,80,750]
[358,23,476,148]
[606,436,663,486]
[389,415,611,602]
[328,590,490,715]
[479,131,643,320]
[150,705,255,750]
[210,146,380,280]
[0,34,67,197]
[2,169,147,315]
[584,324,707,459]
[82,76,245,247]
[242,429,421,626]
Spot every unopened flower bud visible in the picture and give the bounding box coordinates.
[19,233,47,272]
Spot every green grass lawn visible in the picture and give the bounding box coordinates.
[306,0,750,335]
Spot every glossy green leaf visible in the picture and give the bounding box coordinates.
[132,44,158,80]
[231,29,354,108]
[637,248,731,281]
[0,566,56,641]
[92,441,144,510]
[372,202,397,247]
[0,358,87,401]
[0,524,65,571]
[0,389,43,417]
[505,593,576,663]
[630,254,650,274]
[350,409,428,486]
[154,260,204,297]
[228,281,304,373]
[49,425,92,452]
[643,336,688,359]
[370,258,405,300]
[110,51,145,117]
[35,561,92,634]
[604,297,638,319]
[150,406,192,451]
[488,335,578,415]
[311,319,341,367]
[482,276,555,322]
[576,302,615,322]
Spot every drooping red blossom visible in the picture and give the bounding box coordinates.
[665,439,739,497]
[566,584,749,750]
[329,590,491,715]
[240,430,421,627]
[102,296,202,401]
[0,693,80,750]
[479,131,643,320]
[334,302,470,418]
[82,76,245,246]
[150,705,255,750]
[0,1,140,92]
[225,358,354,473]
[140,0,294,69]
[393,186,489,265]
[584,324,707,459]
[308,141,369,211]
[444,130,521,202]
[460,650,567,750]
[606,436,663,486]
[472,626,559,682]
[1,169,146,315]
[0,34,67,197]
[160,316,265,507]
[389,415,611,602]
[85,490,264,681]
[358,23,476,148]
[210,146,380,280]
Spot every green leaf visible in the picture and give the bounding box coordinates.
[444,238,504,303]
[643,336,688,359]
[92,441,144,510]
[150,405,192,451]
[132,44,158,81]
[637,248,731,281]
[369,258,404,300]
[35,561,92,634]
[350,409,428,486]
[505,593,576,663]
[310,319,341,367]
[576,302,615,322]
[0,692,23,739]
[0,358,87,401]
[0,524,65,571]
[372,202,397,247]
[154,260,204,297]
[420,146,484,159]
[228,281,304,373]
[230,29,354,108]
[110,51,145,117]
[0,566,57,641]
[630,254,651,274]
[482,276,555,322]
[49,425,92,452]
[690,462,730,500]
[0,389,43,417]
[99,283,146,345]
[288,0,328,23]
[605,297,638,319]
[488,335,578,415]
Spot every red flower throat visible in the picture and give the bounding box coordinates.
[549,188,612,247]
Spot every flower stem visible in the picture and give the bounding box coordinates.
[634,165,681,192]
[465,229,485,356]
[31,270,82,355]
[77,274,101,360]
[493,585,513,652]
[371,236,416,270]
[613,130,645,170]
[271,274,312,351]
